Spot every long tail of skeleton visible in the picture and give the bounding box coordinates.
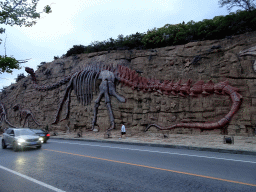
[116,65,242,131]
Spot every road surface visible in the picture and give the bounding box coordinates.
[0,138,256,191]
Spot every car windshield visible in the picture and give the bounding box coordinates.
[15,129,36,136]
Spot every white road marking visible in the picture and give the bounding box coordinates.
[0,165,65,192]
[50,140,256,164]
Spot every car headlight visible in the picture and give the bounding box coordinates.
[39,137,44,143]
[17,138,26,143]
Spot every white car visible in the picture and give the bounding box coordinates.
[2,128,43,152]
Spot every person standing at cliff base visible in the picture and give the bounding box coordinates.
[120,124,126,139]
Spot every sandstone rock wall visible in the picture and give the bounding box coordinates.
[1,31,256,136]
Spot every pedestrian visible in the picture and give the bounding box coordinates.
[120,124,126,139]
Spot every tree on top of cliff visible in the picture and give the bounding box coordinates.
[0,0,51,74]
[219,0,256,12]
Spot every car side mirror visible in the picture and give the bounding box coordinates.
[10,134,14,137]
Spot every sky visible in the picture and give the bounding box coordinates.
[0,0,234,90]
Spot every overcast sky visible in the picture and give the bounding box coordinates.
[0,0,233,90]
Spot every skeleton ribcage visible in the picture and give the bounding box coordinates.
[73,70,99,106]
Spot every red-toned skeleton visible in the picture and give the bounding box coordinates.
[25,63,242,133]
[0,102,15,128]
[116,65,242,132]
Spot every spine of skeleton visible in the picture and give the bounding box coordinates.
[25,67,72,91]
[117,65,242,131]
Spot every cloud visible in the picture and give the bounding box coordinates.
[0,0,231,90]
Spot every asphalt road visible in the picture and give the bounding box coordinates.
[0,138,256,192]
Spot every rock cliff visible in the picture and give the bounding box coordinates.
[1,31,256,136]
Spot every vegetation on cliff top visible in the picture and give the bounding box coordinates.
[65,8,256,57]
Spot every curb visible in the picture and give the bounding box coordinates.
[52,137,256,156]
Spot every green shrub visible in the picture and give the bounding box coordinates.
[15,73,25,82]
[65,45,86,57]
[64,9,256,55]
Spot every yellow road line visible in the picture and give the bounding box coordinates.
[44,149,256,187]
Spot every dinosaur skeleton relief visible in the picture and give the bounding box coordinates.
[116,65,242,131]
[0,103,15,128]
[26,63,242,133]
[25,64,126,131]
[13,104,41,127]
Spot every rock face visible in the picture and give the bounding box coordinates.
[1,31,256,136]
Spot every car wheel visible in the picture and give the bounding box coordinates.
[2,140,7,149]
[13,142,19,152]
[36,145,42,149]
